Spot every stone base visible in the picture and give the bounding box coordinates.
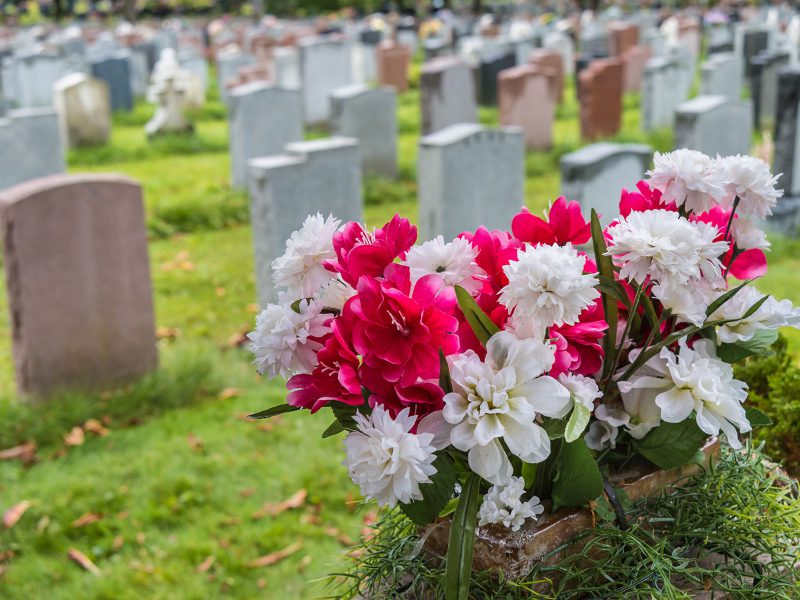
[765,196,800,237]
[422,439,720,581]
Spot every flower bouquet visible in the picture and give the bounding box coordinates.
[247,150,799,598]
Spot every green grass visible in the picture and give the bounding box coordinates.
[1,63,799,599]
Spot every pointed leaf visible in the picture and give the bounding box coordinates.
[705,280,752,317]
[439,349,453,394]
[633,420,709,469]
[249,404,300,419]
[455,285,499,346]
[321,420,345,438]
[745,407,773,428]
[541,417,567,440]
[717,329,778,363]
[551,439,603,511]
[564,403,592,443]
[400,453,457,526]
[591,210,618,378]
[445,473,481,600]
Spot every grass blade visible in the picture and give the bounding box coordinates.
[445,472,481,600]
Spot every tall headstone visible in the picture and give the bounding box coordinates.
[418,124,525,240]
[53,73,111,149]
[621,45,652,92]
[528,49,564,102]
[774,68,800,197]
[674,95,752,157]
[0,52,71,108]
[90,54,133,112]
[420,56,478,135]
[543,31,575,75]
[248,138,363,305]
[299,37,352,125]
[750,50,789,128]
[0,174,157,396]
[641,56,687,131]
[700,53,743,101]
[608,22,639,56]
[739,27,770,78]
[479,51,516,105]
[216,48,255,92]
[228,83,303,189]
[376,40,411,92]
[273,47,300,89]
[498,64,555,150]
[579,58,624,140]
[561,143,653,223]
[330,85,397,178]
[0,109,64,190]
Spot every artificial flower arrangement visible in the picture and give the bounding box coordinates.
[247,149,799,599]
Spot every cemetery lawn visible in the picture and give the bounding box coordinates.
[1,72,799,599]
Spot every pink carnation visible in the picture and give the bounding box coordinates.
[512,198,591,246]
[692,206,767,280]
[550,298,607,376]
[619,180,675,217]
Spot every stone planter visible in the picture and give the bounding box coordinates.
[422,439,720,582]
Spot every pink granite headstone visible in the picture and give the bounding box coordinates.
[0,174,157,397]
[621,45,653,92]
[498,64,555,150]
[528,49,564,103]
[377,40,412,93]
[579,58,624,140]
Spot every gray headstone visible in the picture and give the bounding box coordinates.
[216,49,255,102]
[228,82,303,189]
[0,174,157,397]
[1,53,68,108]
[420,56,478,135]
[641,56,688,131]
[330,84,397,179]
[248,137,363,305]
[129,46,150,98]
[543,31,575,73]
[561,142,653,223]
[674,95,752,157]
[479,51,517,106]
[273,46,300,89]
[90,53,133,111]
[700,53,743,101]
[0,108,64,190]
[299,37,352,125]
[738,27,770,78]
[53,72,111,150]
[418,123,525,240]
[750,50,789,128]
[774,67,800,197]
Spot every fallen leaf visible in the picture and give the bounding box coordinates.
[215,287,227,297]
[37,516,50,533]
[0,442,36,463]
[252,489,307,520]
[239,488,255,498]
[246,303,260,314]
[300,513,322,526]
[156,326,181,340]
[257,578,266,589]
[4,501,30,529]
[337,534,356,547]
[196,555,215,573]
[71,513,102,528]
[298,555,312,573]
[67,548,100,575]
[136,532,146,545]
[178,261,195,271]
[217,388,241,401]
[221,517,241,527]
[187,433,204,451]
[226,328,250,348]
[64,427,85,447]
[0,550,15,562]
[246,542,302,568]
[83,419,110,437]
[112,536,124,550]
[116,510,129,521]
[323,526,340,538]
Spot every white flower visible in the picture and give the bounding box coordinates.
[342,406,439,508]
[731,218,770,251]
[651,278,720,327]
[606,210,728,287]
[618,340,750,448]
[478,476,544,532]
[647,149,727,214]
[718,155,783,218]
[443,331,570,484]
[558,373,601,411]
[317,278,355,311]
[499,244,599,338]
[247,299,331,379]
[711,287,800,344]
[272,214,341,298]
[404,236,486,293]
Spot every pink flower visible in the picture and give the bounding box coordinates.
[343,265,459,387]
[326,214,417,287]
[550,299,607,376]
[512,198,591,246]
[458,226,521,295]
[619,181,676,217]
[361,373,445,420]
[692,206,767,280]
[286,320,363,413]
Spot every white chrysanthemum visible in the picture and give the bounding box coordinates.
[558,373,601,411]
[443,331,569,484]
[271,213,341,298]
[606,210,728,287]
[342,406,439,508]
[647,149,727,213]
[317,278,356,311]
[618,340,750,448]
[247,299,331,379]
[478,476,544,532]
[711,287,800,344]
[499,244,599,338]
[731,217,771,251]
[585,404,630,451]
[718,155,783,218]
[404,236,486,293]
[651,278,720,327]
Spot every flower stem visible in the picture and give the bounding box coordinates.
[602,282,644,393]
[723,196,740,242]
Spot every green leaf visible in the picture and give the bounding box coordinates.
[439,497,459,518]
[289,297,313,313]
[741,294,771,320]
[445,473,481,600]
[541,417,566,440]
[597,275,630,306]
[717,329,778,363]
[745,407,773,428]
[591,209,618,379]
[248,404,300,419]
[400,453,457,526]
[321,420,345,438]
[454,285,499,346]
[521,462,537,488]
[439,349,453,394]
[633,420,709,469]
[331,403,362,431]
[564,402,592,443]
[551,438,604,511]
[705,280,751,317]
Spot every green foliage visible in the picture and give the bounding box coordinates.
[331,443,800,599]
[454,285,500,346]
[445,472,481,600]
[735,335,800,475]
[551,439,603,510]
[400,453,457,527]
[632,419,710,470]
[717,329,779,363]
